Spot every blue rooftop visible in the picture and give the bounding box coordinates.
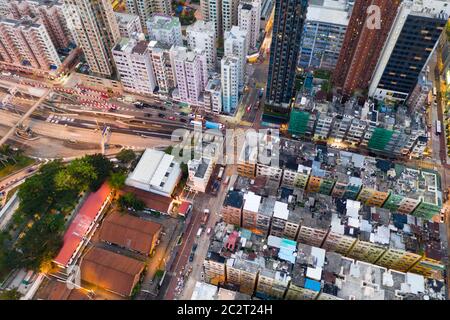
[305,279,321,292]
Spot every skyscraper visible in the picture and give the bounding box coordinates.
[63,0,120,77]
[369,0,450,102]
[332,0,401,95]
[265,0,308,121]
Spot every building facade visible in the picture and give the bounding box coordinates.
[115,12,142,38]
[238,0,261,53]
[112,38,156,96]
[224,26,247,91]
[298,0,350,70]
[265,0,308,119]
[186,20,217,73]
[221,56,240,114]
[0,17,61,74]
[9,0,73,50]
[148,40,175,94]
[332,0,400,95]
[170,46,208,105]
[63,0,120,76]
[222,0,239,33]
[369,0,449,102]
[204,76,223,114]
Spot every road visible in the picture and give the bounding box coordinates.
[0,89,50,147]
[0,109,173,150]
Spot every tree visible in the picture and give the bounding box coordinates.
[116,149,136,164]
[118,193,145,211]
[85,154,113,191]
[16,214,65,270]
[109,171,127,190]
[0,288,22,300]
[55,158,97,191]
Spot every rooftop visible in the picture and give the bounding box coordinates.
[98,211,162,255]
[223,189,244,209]
[80,247,145,297]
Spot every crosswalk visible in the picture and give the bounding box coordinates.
[45,114,76,124]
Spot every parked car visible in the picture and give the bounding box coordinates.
[158,113,165,118]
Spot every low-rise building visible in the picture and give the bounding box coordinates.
[125,148,181,197]
[188,157,213,193]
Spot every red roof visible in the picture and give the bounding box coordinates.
[54,183,111,267]
[178,201,192,216]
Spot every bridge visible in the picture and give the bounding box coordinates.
[0,88,51,147]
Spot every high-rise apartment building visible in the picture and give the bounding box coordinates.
[209,0,223,40]
[200,0,210,20]
[8,0,73,49]
[222,0,239,33]
[204,76,222,114]
[369,0,450,102]
[63,0,120,77]
[238,0,261,53]
[170,46,208,105]
[0,0,10,16]
[332,0,401,95]
[147,14,183,47]
[152,0,172,15]
[0,17,61,73]
[125,0,151,30]
[186,20,217,73]
[148,40,175,94]
[265,0,308,121]
[112,37,156,96]
[298,0,350,70]
[115,12,143,38]
[224,26,247,91]
[221,56,240,114]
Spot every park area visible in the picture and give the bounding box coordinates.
[172,0,197,25]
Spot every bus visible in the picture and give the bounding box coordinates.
[217,167,225,180]
[436,120,442,135]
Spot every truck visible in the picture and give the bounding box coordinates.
[190,120,203,127]
[436,120,442,135]
[205,121,224,130]
[196,227,203,237]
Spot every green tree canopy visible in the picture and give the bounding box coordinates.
[116,149,136,164]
